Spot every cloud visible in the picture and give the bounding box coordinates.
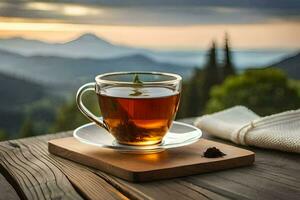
[0,0,299,25]
[4,0,300,9]
[25,2,102,16]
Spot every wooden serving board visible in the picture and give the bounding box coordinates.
[48,137,255,182]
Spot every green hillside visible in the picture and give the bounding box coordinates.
[0,72,44,110]
[0,72,59,137]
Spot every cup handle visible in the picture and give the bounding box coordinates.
[76,82,109,131]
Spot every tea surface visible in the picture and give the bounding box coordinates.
[98,86,180,145]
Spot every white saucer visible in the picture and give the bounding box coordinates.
[73,121,202,154]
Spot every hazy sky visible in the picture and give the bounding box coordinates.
[0,0,300,49]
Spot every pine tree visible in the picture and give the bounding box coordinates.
[201,41,220,110]
[186,68,203,116]
[207,41,218,70]
[222,33,235,79]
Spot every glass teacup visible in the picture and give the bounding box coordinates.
[76,72,182,146]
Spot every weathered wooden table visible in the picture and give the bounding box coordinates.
[0,118,299,200]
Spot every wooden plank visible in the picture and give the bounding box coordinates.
[1,117,299,200]
[99,141,300,200]
[0,135,129,200]
[181,119,300,200]
[0,138,82,200]
[48,137,254,182]
[94,171,230,200]
[31,140,128,200]
[0,130,233,199]
[45,130,229,199]
[0,173,20,200]
[183,156,300,200]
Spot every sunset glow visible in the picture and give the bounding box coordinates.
[25,2,102,16]
[0,0,299,49]
[0,20,299,49]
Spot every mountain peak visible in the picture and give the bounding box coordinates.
[74,33,112,45]
[79,33,99,40]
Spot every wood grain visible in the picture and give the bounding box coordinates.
[0,135,129,200]
[0,118,299,200]
[0,138,82,200]
[0,173,20,200]
[94,171,230,200]
[48,137,254,182]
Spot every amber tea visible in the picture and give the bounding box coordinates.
[76,72,182,146]
[98,86,180,145]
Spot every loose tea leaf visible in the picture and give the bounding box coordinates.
[133,74,143,84]
[130,74,144,96]
[203,147,226,158]
[129,89,143,96]
[112,119,166,144]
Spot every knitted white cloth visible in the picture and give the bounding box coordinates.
[194,106,300,153]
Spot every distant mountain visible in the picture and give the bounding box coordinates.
[269,52,300,79]
[0,49,192,87]
[0,33,296,68]
[0,33,141,59]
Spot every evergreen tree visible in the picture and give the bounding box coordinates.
[177,68,203,118]
[222,33,235,79]
[186,68,203,116]
[176,81,189,118]
[201,41,220,110]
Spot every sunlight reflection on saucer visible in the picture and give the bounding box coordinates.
[73,121,202,154]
